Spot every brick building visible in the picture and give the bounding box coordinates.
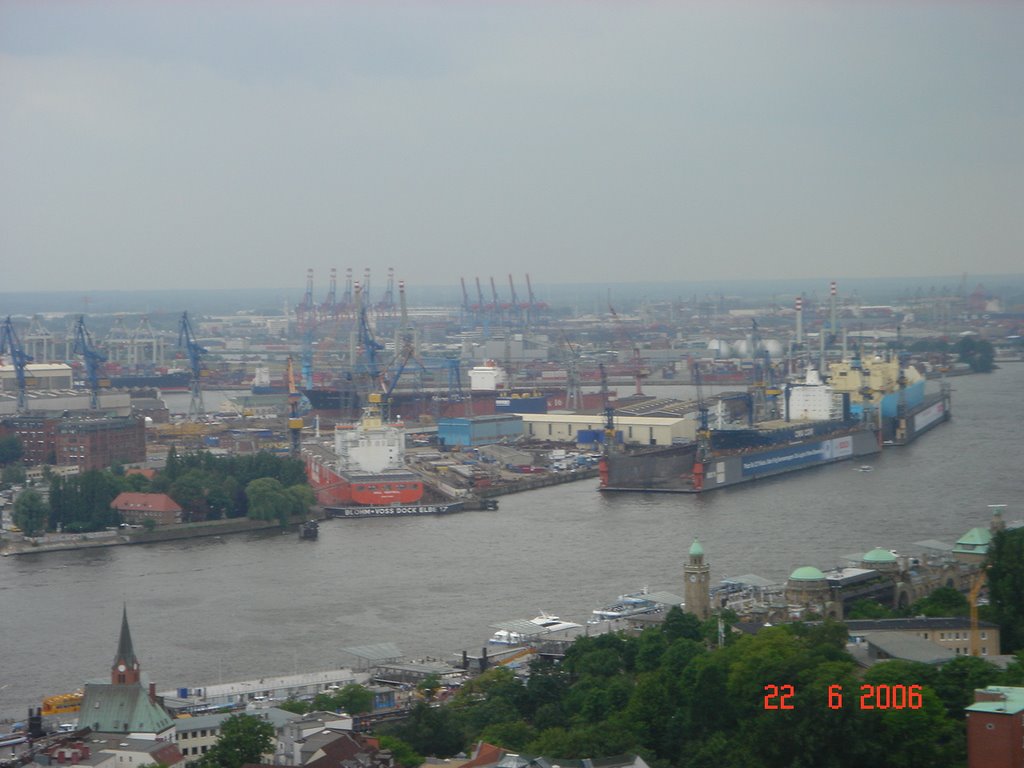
[55,416,146,471]
[966,686,1024,768]
[1,414,146,471]
[0,416,60,465]
[111,492,183,526]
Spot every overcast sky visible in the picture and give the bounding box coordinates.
[1,1,1022,296]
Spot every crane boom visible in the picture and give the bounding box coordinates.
[72,316,107,410]
[177,311,207,420]
[0,316,33,413]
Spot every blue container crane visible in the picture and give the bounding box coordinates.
[0,316,33,413]
[72,316,107,410]
[177,311,207,420]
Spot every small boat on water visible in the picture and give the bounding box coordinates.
[299,520,319,540]
[855,465,874,472]
[589,587,685,624]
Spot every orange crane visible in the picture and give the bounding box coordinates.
[969,567,989,657]
[286,356,304,459]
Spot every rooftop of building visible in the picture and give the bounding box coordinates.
[965,686,1024,715]
[862,547,898,563]
[843,617,999,632]
[110,492,182,513]
[789,566,826,581]
[854,631,957,666]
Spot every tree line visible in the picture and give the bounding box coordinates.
[379,611,1023,768]
[8,450,313,536]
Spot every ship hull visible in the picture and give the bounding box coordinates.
[600,426,880,494]
[306,454,424,507]
[325,502,464,518]
[104,371,191,391]
[885,390,952,445]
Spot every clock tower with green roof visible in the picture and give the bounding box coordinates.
[684,537,711,619]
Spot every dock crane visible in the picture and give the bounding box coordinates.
[320,267,338,322]
[352,283,385,395]
[286,356,303,458]
[508,274,523,327]
[177,312,206,420]
[599,363,615,450]
[0,316,33,413]
[72,316,107,410]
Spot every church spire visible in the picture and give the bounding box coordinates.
[112,604,141,685]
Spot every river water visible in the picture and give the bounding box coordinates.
[1,366,1021,720]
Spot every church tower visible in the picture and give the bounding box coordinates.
[112,604,141,685]
[684,537,711,620]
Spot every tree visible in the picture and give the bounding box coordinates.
[169,469,212,522]
[1,463,26,487]
[910,586,971,617]
[0,435,23,466]
[334,683,374,715]
[661,605,703,642]
[377,735,424,768]
[846,599,899,620]
[245,478,297,525]
[198,713,274,768]
[956,336,995,373]
[986,527,1024,653]
[13,489,48,537]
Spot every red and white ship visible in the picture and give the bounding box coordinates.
[306,393,424,507]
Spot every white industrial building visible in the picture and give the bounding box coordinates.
[519,413,696,447]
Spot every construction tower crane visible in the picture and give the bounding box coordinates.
[177,311,206,420]
[0,316,33,413]
[72,316,107,410]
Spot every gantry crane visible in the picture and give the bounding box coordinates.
[72,316,107,410]
[177,312,206,420]
[0,316,33,413]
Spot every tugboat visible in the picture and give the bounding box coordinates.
[299,519,319,540]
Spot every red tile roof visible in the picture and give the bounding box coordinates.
[110,492,182,513]
[462,742,506,768]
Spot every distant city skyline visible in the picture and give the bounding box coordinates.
[2,2,1022,293]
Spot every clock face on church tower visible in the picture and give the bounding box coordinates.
[689,574,697,582]
[118,664,126,672]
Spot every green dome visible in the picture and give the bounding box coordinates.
[863,547,897,563]
[689,538,704,557]
[789,566,826,581]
